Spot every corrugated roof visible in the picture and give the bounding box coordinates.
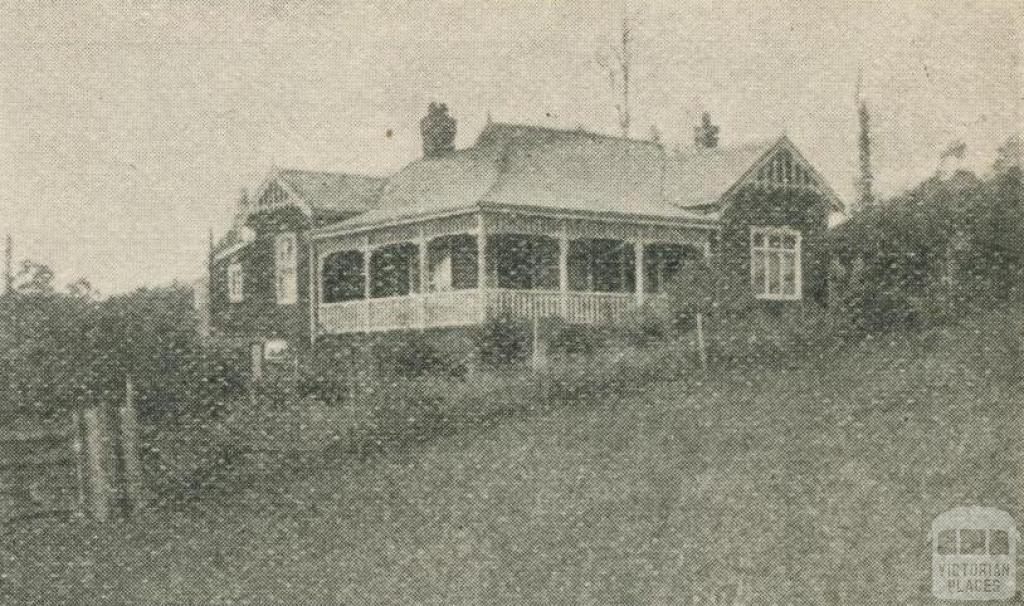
[275,169,385,216]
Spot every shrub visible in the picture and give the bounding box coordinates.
[610,304,677,348]
[828,156,1022,329]
[543,317,609,356]
[371,331,443,378]
[475,314,531,367]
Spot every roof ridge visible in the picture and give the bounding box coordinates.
[673,135,782,157]
[277,167,385,180]
[477,121,661,147]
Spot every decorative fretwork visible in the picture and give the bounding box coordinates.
[258,181,288,208]
[755,149,819,189]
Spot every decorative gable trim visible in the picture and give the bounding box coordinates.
[248,170,315,218]
[718,136,845,214]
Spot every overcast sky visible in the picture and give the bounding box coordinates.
[1,1,1020,294]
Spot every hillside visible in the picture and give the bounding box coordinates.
[4,307,1021,604]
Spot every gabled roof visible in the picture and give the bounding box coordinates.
[663,138,779,208]
[326,123,713,232]
[275,169,385,216]
[664,135,845,213]
[251,168,385,220]
[310,122,845,238]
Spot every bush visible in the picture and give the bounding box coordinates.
[610,304,678,348]
[370,331,443,378]
[543,317,609,356]
[475,314,531,367]
[828,156,1022,329]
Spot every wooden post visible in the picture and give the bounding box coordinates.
[251,343,263,381]
[559,224,569,318]
[82,408,109,521]
[531,315,544,371]
[477,214,487,323]
[363,239,372,300]
[362,239,372,332]
[635,240,645,306]
[70,411,86,519]
[418,228,428,330]
[119,378,143,515]
[696,313,708,372]
[308,238,317,347]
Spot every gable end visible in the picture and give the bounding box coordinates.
[720,137,845,214]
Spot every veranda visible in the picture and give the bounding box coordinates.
[311,209,714,335]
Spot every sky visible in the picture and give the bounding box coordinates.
[0,1,1020,295]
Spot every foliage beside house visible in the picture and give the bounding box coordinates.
[828,142,1022,329]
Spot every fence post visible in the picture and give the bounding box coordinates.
[531,315,547,370]
[119,378,143,515]
[696,313,708,372]
[70,411,87,519]
[82,408,110,521]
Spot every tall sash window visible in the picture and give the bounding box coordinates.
[275,233,298,304]
[750,227,801,300]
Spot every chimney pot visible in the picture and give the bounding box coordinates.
[420,102,457,158]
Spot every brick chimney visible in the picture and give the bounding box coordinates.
[420,102,457,158]
[693,112,720,149]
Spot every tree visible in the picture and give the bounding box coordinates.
[13,260,55,295]
[992,134,1021,177]
[855,71,875,211]
[596,3,640,138]
[857,99,875,210]
[67,278,99,300]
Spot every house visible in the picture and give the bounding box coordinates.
[203,104,843,357]
[206,169,384,351]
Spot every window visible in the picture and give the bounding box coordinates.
[275,233,298,305]
[751,227,801,300]
[228,263,244,303]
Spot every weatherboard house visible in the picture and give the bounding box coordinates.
[202,105,843,356]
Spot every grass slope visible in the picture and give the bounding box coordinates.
[4,308,1020,604]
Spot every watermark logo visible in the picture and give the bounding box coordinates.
[930,506,1018,601]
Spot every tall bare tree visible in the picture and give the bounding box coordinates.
[597,3,640,138]
[855,71,875,210]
